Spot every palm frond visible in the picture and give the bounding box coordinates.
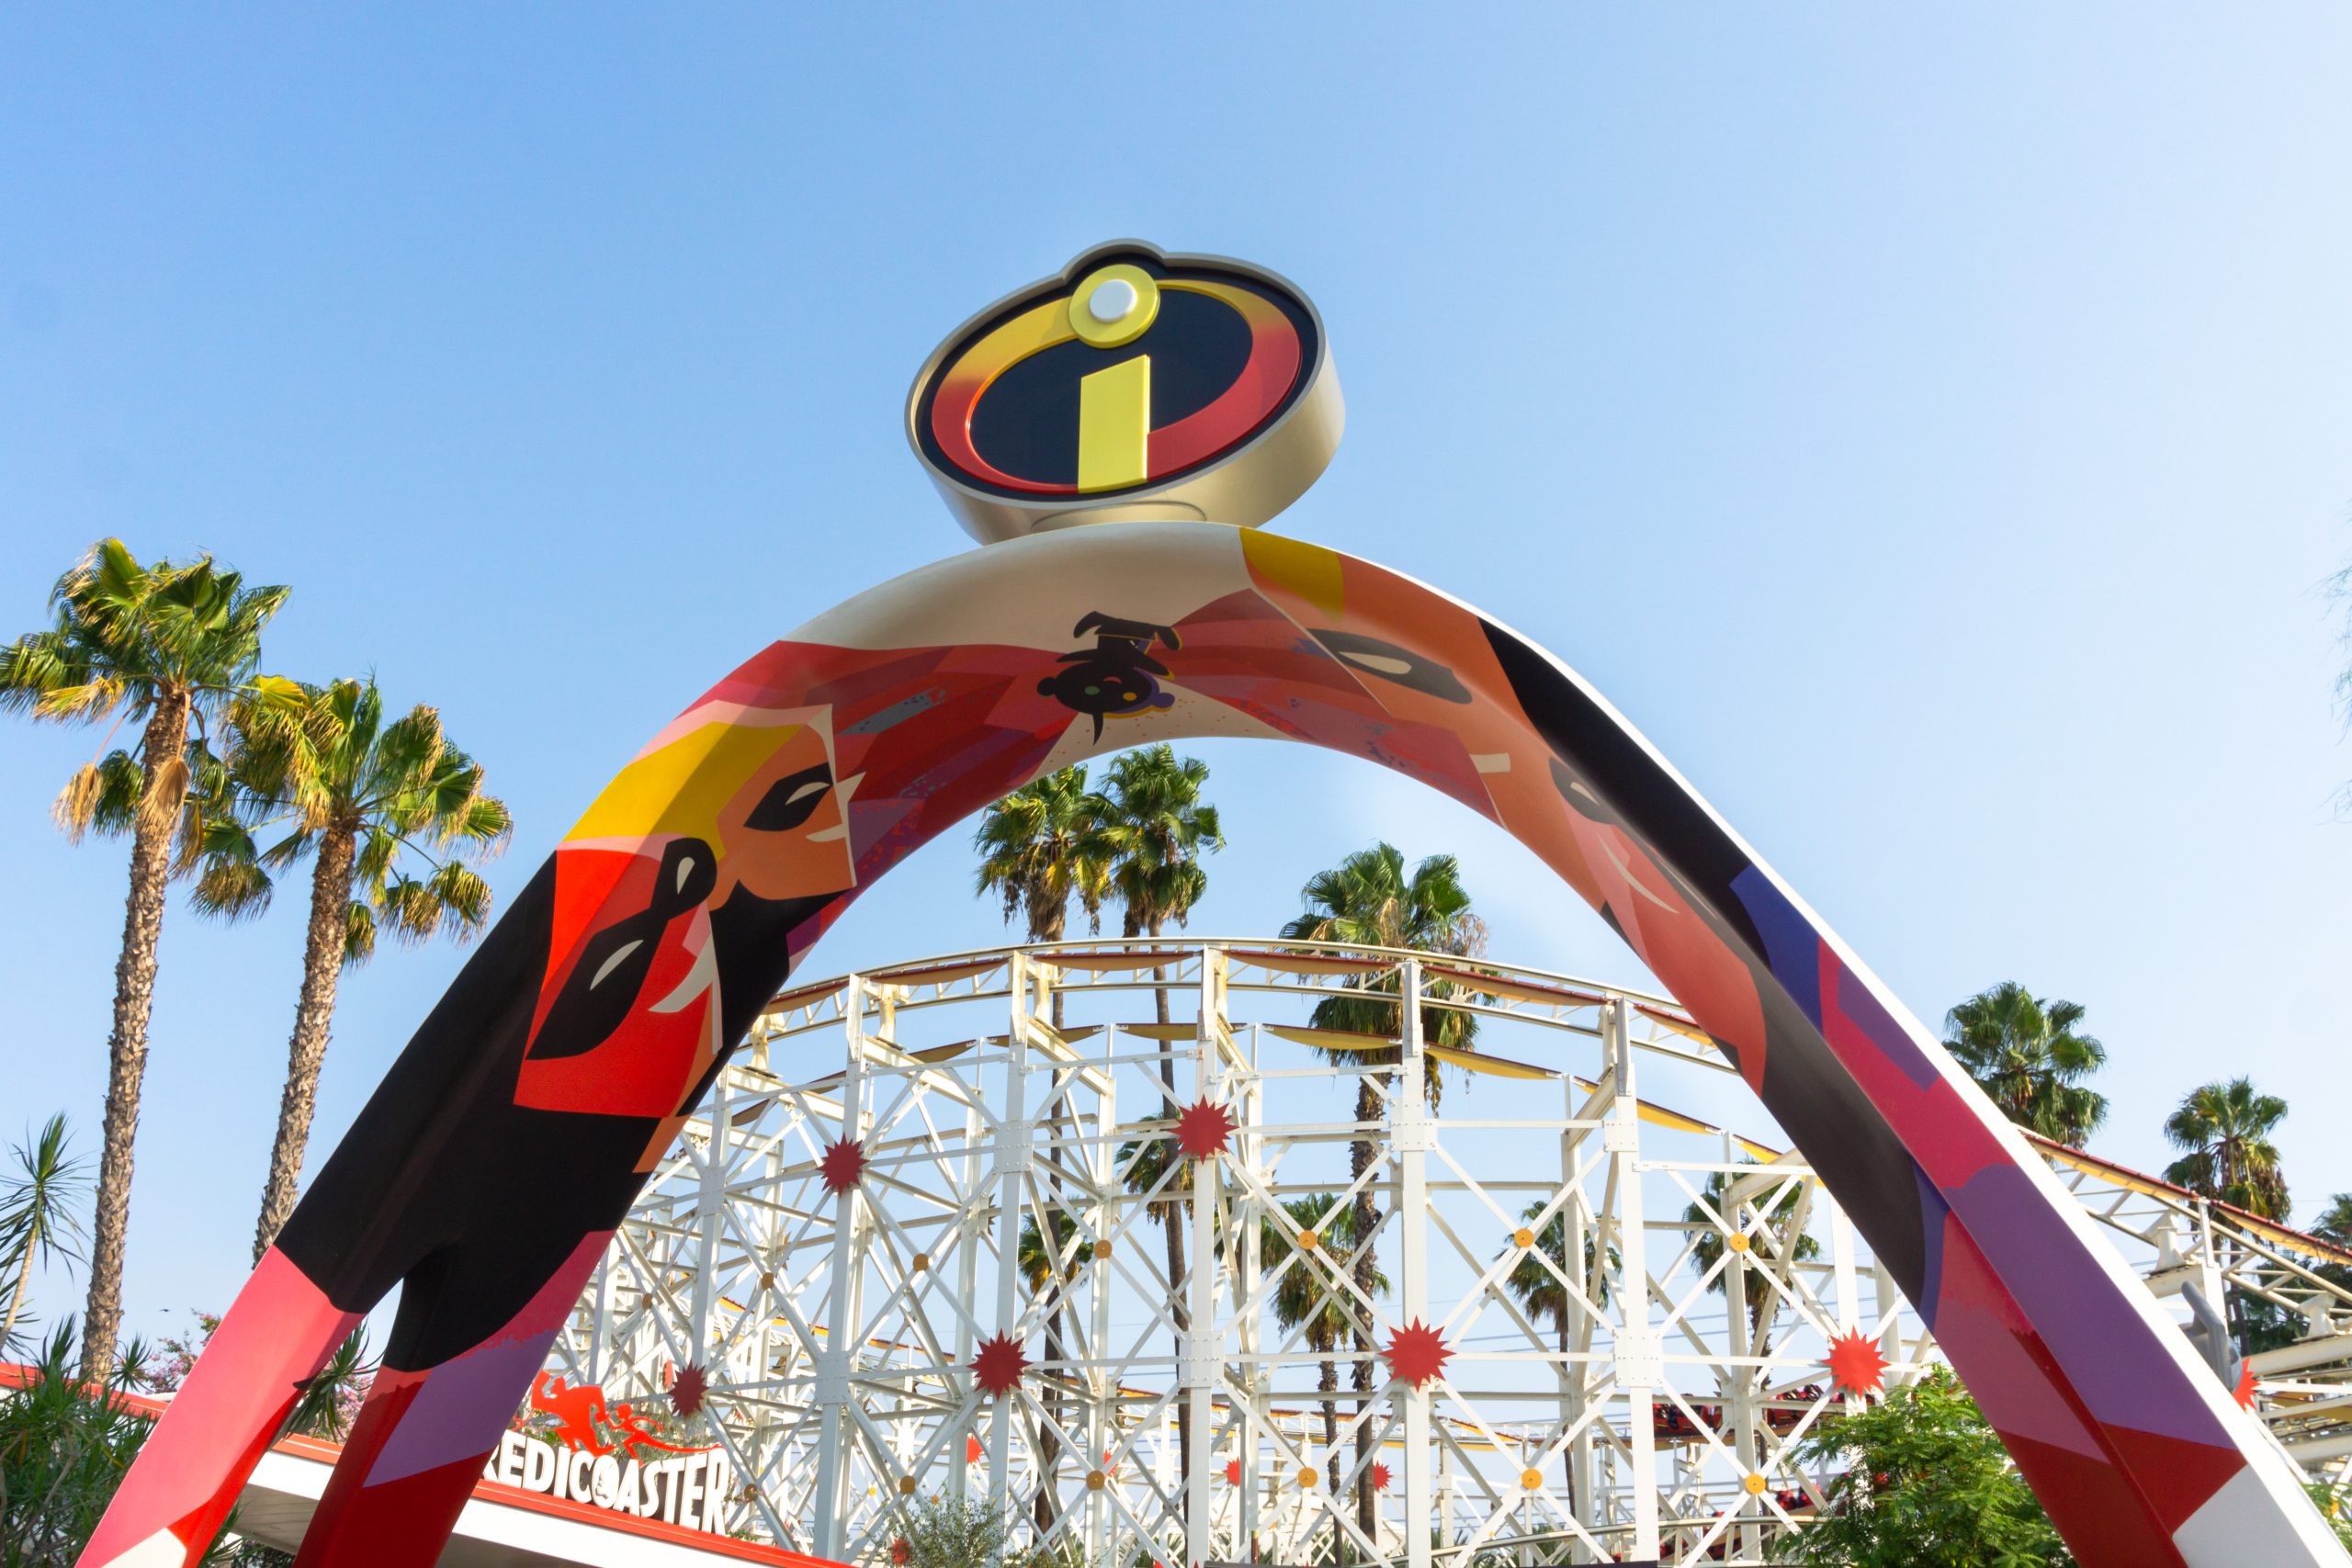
[343,900,378,965]
[51,762,106,841]
[134,752,190,838]
[33,677,124,721]
[189,854,275,922]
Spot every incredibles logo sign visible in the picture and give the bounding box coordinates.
[909,241,1343,544]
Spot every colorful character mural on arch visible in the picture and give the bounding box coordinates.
[76,243,2343,1568]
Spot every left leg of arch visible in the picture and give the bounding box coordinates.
[293,1231,611,1568]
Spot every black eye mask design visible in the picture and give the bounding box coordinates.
[527,836,716,1062]
[743,761,835,832]
[1309,628,1471,704]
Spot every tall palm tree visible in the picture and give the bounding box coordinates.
[2164,1077,2290,1220]
[1942,983,2108,1146]
[1498,1198,1612,1507]
[2165,1078,2293,1357]
[1,540,288,1374]
[196,678,510,1261]
[1016,1209,1084,1536]
[975,765,1112,1018]
[978,764,1111,1537]
[1681,1163,1820,1351]
[0,1114,92,1355]
[1264,1193,1386,1563]
[1680,1162,1818,1485]
[1278,842,1482,1544]
[1091,746,1223,1015]
[1091,745,1221,1500]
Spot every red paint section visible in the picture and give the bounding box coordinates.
[518,847,717,1118]
[297,1451,495,1568]
[2003,1431,2189,1568]
[1816,941,2007,1189]
[1143,306,1301,476]
[1557,813,1768,1089]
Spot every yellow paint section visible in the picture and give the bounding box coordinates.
[569,719,803,852]
[1426,1041,1556,1080]
[1119,1021,1201,1041]
[941,299,1078,396]
[1240,528,1346,619]
[1266,1023,1396,1052]
[1078,355,1150,491]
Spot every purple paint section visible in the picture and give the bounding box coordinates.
[1930,1248,2108,1461]
[364,1330,562,1484]
[1833,960,1943,1094]
[365,1230,613,1485]
[1949,1163,2233,1447]
[1729,866,1821,1028]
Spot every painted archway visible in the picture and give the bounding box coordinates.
[80,523,2335,1568]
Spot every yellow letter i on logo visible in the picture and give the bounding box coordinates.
[1077,355,1149,491]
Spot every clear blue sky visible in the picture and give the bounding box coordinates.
[5,6,2350,1337]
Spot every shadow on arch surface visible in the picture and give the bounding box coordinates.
[76,522,2342,1568]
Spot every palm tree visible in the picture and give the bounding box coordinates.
[2165,1077,2290,1220]
[2165,1078,2293,1357]
[1263,1194,1386,1563]
[974,765,1112,1023]
[1681,1162,1818,1486]
[1681,1163,1820,1351]
[1498,1198,1613,1508]
[196,678,511,1262]
[1278,842,1483,1544]
[1942,983,2108,1146]
[1016,1209,1084,1536]
[1,540,288,1375]
[2313,1195,2352,1295]
[978,764,1112,1538]
[1091,745,1222,1500]
[1091,746,1223,1014]
[0,1115,92,1355]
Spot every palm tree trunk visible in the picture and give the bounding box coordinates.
[82,694,189,1381]
[1318,1347,1341,1564]
[1035,904,1067,1539]
[2,1214,43,1351]
[1349,1076,1381,1551]
[1036,1289,1064,1537]
[1140,915,1193,1513]
[1556,1311,1574,1517]
[254,823,359,1263]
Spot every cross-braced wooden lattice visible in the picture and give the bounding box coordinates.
[541,938,2352,1567]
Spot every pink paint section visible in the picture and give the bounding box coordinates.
[81,1248,359,1568]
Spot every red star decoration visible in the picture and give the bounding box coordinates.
[2233,1359,2256,1409]
[820,1137,867,1195]
[966,1434,983,1463]
[1225,1459,1242,1485]
[970,1331,1031,1398]
[1173,1099,1236,1159]
[1371,1461,1392,1493]
[1825,1329,1888,1398]
[890,1540,911,1566]
[669,1361,709,1419]
[1382,1319,1453,1388]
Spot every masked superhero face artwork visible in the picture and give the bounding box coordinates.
[516,706,858,1121]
